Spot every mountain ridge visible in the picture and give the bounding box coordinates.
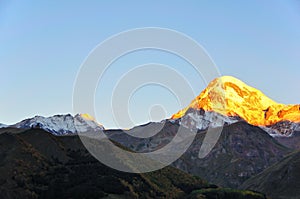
[2,76,299,138]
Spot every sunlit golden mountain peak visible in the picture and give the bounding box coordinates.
[80,113,96,121]
[172,76,300,126]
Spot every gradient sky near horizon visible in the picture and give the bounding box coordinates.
[1,1,300,128]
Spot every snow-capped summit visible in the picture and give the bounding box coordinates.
[172,76,300,126]
[171,76,300,136]
[12,113,104,135]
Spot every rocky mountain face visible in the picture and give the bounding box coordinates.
[107,121,291,188]
[172,122,292,188]
[240,150,300,199]
[0,128,266,199]
[274,132,300,150]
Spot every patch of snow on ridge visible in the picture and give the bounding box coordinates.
[178,108,240,131]
[0,123,8,128]
[260,121,300,137]
[74,114,104,134]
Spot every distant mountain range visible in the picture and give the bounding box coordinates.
[1,76,299,199]
[2,76,299,137]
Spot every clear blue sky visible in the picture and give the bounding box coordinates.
[1,0,300,128]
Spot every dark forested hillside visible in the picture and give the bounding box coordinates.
[0,128,266,199]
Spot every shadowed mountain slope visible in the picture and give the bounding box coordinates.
[0,128,266,199]
[106,121,291,188]
[240,150,300,199]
